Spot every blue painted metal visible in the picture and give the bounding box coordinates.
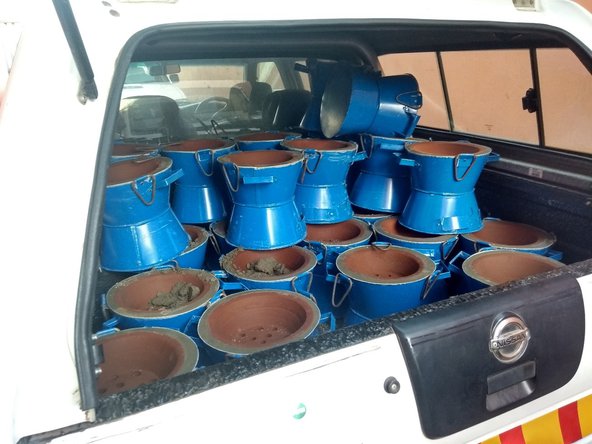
[209,220,233,255]
[105,268,222,332]
[459,218,559,258]
[331,244,439,325]
[398,141,500,234]
[419,263,452,305]
[373,216,457,264]
[281,138,364,223]
[302,218,372,317]
[301,59,338,134]
[350,135,423,213]
[170,225,209,269]
[162,138,236,224]
[101,156,189,272]
[218,150,306,250]
[320,68,422,139]
[235,131,301,151]
[343,306,372,326]
[353,210,389,225]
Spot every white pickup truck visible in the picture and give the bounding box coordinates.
[1,0,591,442]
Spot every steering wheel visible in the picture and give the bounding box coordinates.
[194,96,230,122]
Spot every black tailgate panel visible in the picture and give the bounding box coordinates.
[393,273,585,438]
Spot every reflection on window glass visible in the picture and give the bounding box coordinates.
[298,62,311,91]
[177,64,245,103]
[442,50,538,144]
[379,52,449,130]
[538,48,592,154]
[257,62,283,90]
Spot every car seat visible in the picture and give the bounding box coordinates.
[119,95,191,142]
[262,89,312,131]
[228,81,273,126]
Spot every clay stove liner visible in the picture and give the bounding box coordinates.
[236,132,291,142]
[183,224,208,250]
[283,138,354,151]
[464,250,563,286]
[198,290,320,355]
[97,328,197,396]
[111,143,155,156]
[222,247,316,281]
[221,150,301,167]
[463,219,555,249]
[408,141,490,157]
[306,219,371,245]
[107,157,171,186]
[375,217,454,243]
[108,269,219,317]
[338,245,434,284]
[211,220,227,237]
[163,138,230,152]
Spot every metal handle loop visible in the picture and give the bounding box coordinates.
[360,134,374,159]
[130,174,156,206]
[291,271,314,294]
[211,119,227,137]
[195,149,214,177]
[421,268,442,301]
[209,230,221,256]
[441,236,459,261]
[331,272,353,308]
[300,150,322,182]
[453,153,477,182]
[221,162,240,193]
[371,241,391,251]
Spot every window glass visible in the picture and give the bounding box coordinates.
[176,64,245,103]
[379,52,449,130]
[298,62,311,91]
[256,62,283,90]
[537,48,592,154]
[442,50,538,144]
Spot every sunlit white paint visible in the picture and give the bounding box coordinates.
[0,0,590,442]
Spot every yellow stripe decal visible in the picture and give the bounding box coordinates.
[578,395,592,437]
[520,409,564,444]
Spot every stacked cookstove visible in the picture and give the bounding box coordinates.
[96,64,564,383]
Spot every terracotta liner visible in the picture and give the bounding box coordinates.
[236,131,293,142]
[97,328,197,396]
[162,138,232,152]
[112,143,156,156]
[283,138,356,152]
[222,246,317,281]
[337,245,435,284]
[354,211,389,221]
[305,219,371,245]
[108,269,219,317]
[375,216,455,243]
[462,219,555,249]
[211,220,227,237]
[407,141,490,157]
[219,150,302,167]
[107,157,171,186]
[464,250,563,286]
[183,224,208,250]
[198,290,320,355]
